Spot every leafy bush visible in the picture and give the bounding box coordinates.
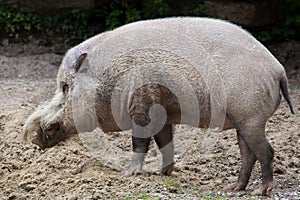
[0,0,298,44]
[97,0,206,30]
[279,0,300,39]
[0,0,93,42]
[0,0,206,43]
[256,0,300,42]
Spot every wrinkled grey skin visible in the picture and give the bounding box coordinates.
[23,17,294,196]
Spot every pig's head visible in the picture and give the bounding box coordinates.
[23,49,87,149]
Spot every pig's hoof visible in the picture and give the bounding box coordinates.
[251,183,273,196]
[160,163,174,176]
[124,166,144,176]
[224,182,246,192]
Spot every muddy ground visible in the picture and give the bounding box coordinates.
[0,41,299,199]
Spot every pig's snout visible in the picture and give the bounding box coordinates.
[32,122,65,149]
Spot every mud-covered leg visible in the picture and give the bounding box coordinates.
[239,123,274,196]
[252,142,274,196]
[226,131,257,191]
[154,124,174,175]
[125,136,151,176]
[125,114,152,176]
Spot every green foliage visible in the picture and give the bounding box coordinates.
[164,178,180,190]
[257,0,300,42]
[0,0,298,43]
[203,194,229,200]
[0,0,206,43]
[0,0,92,41]
[97,0,206,30]
[280,0,300,27]
[193,3,208,17]
[123,192,160,200]
[103,0,142,30]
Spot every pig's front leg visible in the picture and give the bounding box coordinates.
[125,113,151,176]
[125,137,151,176]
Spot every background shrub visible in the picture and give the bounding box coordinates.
[0,0,298,44]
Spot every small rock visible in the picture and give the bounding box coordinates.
[8,194,17,200]
[20,183,37,192]
[226,192,234,197]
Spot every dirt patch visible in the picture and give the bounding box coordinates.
[0,41,299,199]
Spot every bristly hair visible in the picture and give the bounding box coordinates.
[23,91,65,141]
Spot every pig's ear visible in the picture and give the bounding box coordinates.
[74,53,87,73]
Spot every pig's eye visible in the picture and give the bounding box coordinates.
[61,82,69,94]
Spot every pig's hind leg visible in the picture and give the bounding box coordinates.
[226,131,257,191]
[236,121,274,196]
[154,124,174,175]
